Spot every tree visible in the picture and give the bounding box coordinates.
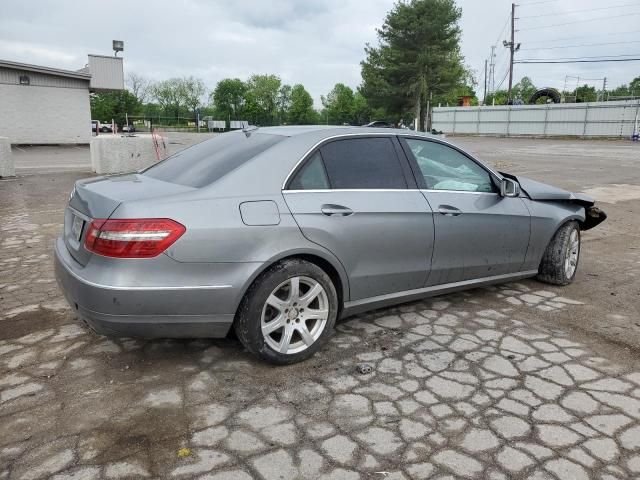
[575,84,597,103]
[512,76,537,104]
[126,73,151,103]
[288,84,317,124]
[352,91,371,125]
[321,83,355,124]
[629,76,640,96]
[180,76,206,115]
[210,78,247,121]
[277,84,293,124]
[609,84,630,98]
[360,0,467,130]
[151,78,184,119]
[484,89,509,105]
[90,90,141,125]
[244,74,282,125]
[150,77,206,120]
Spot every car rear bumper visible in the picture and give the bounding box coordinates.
[53,236,253,338]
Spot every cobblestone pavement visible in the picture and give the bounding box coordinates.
[2,138,640,479]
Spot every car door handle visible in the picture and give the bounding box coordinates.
[438,205,462,216]
[321,204,354,216]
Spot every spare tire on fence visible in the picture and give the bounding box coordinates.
[529,88,561,104]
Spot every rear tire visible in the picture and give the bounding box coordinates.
[537,221,581,286]
[234,259,338,365]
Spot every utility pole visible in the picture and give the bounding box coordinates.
[483,59,488,105]
[503,3,520,102]
[601,77,607,102]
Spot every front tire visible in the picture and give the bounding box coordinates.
[235,259,338,365]
[537,221,581,286]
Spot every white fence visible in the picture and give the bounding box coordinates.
[432,100,640,138]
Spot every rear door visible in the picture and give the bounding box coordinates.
[400,137,530,285]
[283,136,434,301]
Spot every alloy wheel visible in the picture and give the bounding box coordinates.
[260,276,329,354]
[564,229,579,279]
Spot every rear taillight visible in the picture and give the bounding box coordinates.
[84,218,185,258]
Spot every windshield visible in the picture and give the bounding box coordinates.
[143,132,284,188]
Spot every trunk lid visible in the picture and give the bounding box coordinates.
[64,174,195,265]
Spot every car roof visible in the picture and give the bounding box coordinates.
[256,125,435,139]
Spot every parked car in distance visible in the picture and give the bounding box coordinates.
[100,122,113,133]
[363,120,394,128]
[54,126,606,364]
[121,124,136,133]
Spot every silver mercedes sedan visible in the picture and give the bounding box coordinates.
[54,126,606,364]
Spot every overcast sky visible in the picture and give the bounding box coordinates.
[1,0,639,106]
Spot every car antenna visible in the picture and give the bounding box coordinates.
[243,125,259,137]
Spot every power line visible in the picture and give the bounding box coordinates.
[517,0,561,6]
[515,58,640,64]
[520,40,640,51]
[494,68,510,91]
[522,30,640,44]
[518,12,640,31]
[493,13,511,46]
[518,2,640,19]
[518,53,640,60]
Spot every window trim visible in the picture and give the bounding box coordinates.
[282,133,416,191]
[398,135,501,193]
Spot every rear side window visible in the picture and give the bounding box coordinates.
[289,152,329,190]
[143,132,284,188]
[319,137,407,189]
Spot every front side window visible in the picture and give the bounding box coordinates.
[319,137,407,189]
[405,139,495,193]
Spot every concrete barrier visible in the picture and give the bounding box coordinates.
[0,137,15,178]
[90,135,163,174]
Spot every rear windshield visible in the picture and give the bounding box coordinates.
[143,132,284,187]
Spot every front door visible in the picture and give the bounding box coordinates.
[283,136,435,301]
[400,137,530,285]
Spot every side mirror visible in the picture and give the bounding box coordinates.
[500,178,520,197]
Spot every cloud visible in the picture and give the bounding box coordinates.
[0,0,637,108]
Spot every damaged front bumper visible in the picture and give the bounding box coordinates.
[582,205,607,230]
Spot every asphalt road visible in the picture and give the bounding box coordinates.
[1,134,639,479]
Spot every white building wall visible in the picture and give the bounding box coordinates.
[0,83,91,144]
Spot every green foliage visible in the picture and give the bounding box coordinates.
[609,76,640,98]
[288,84,317,124]
[210,78,247,121]
[244,74,282,126]
[321,83,356,124]
[277,84,293,124]
[181,77,206,113]
[90,90,141,125]
[484,77,535,105]
[150,77,206,119]
[511,76,537,104]
[575,84,597,103]
[360,0,468,130]
[483,89,508,106]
